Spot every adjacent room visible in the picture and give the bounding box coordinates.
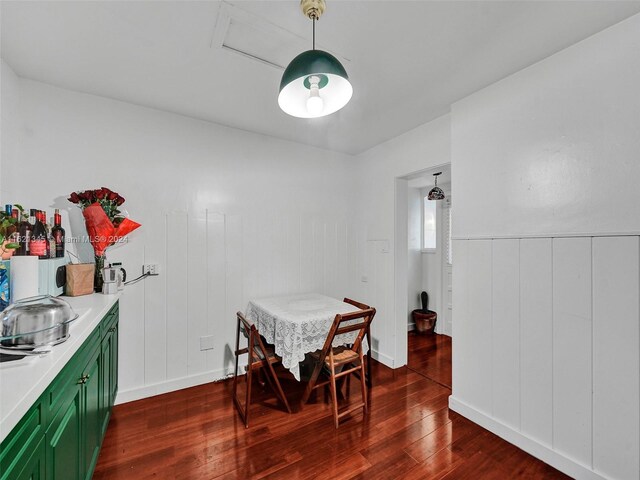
[1,1,639,479]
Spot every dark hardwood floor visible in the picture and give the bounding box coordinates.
[407,331,452,388]
[94,353,569,479]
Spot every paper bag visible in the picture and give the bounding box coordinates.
[65,263,94,296]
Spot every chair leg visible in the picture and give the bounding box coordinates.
[366,326,373,388]
[244,355,253,428]
[263,360,292,413]
[301,355,325,406]
[328,354,339,429]
[233,318,245,425]
[359,350,368,414]
[232,355,239,405]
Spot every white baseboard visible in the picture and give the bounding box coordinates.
[371,349,395,368]
[448,396,606,480]
[115,366,234,405]
[408,322,415,332]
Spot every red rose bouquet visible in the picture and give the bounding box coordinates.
[68,187,141,291]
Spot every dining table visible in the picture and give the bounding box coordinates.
[244,293,370,382]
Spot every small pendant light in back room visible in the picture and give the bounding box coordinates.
[428,172,445,201]
[278,0,353,118]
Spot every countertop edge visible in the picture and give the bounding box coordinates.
[0,293,121,444]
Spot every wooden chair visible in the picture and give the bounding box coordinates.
[301,302,376,428]
[232,312,291,428]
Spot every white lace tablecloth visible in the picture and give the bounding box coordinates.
[245,293,368,381]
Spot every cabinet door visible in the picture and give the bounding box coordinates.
[46,384,82,480]
[100,326,113,436]
[1,432,45,480]
[11,436,46,480]
[110,320,119,406]
[83,349,102,480]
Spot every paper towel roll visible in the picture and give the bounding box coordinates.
[10,256,39,302]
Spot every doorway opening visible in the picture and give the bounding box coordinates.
[395,164,452,388]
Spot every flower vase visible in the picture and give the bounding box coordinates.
[94,254,106,293]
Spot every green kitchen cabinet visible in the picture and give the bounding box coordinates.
[0,300,119,480]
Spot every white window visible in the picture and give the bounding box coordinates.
[422,196,437,251]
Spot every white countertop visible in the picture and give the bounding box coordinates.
[0,293,120,443]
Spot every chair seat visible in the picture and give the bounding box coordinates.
[328,347,359,365]
[311,346,359,366]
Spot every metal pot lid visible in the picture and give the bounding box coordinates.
[1,295,78,341]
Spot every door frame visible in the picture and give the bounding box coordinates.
[394,163,451,367]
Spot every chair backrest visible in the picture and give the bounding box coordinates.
[236,312,268,362]
[237,311,253,338]
[317,302,376,363]
[343,297,370,310]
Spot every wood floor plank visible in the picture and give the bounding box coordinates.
[94,341,569,479]
[407,332,452,388]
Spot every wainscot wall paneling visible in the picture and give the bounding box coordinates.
[462,240,493,414]
[451,239,468,398]
[205,211,226,372]
[130,210,362,401]
[451,235,640,480]
[592,237,640,480]
[552,237,592,466]
[519,238,553,447]
[187,211,208,376]
[165,212,189,381]
[143,213,168,385]
[491,239,520,430]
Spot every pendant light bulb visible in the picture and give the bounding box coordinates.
[306,76,324,116]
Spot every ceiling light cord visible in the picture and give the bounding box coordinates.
[312,16,316,50]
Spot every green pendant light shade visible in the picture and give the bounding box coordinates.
[279,49,352,118]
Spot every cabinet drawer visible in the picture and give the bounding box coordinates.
[101,313,117,339]
[101,302,119,339]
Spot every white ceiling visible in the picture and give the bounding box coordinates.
[2,1,639,155]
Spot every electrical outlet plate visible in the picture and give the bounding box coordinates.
[200,335,215,351]
[143,264,159,275]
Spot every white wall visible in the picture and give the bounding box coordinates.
[1,60,21,195]
[1,78,363,402]
[407,186,422,330]
[353,115,451,366]
[453,15,640,240]
[450,13,640,480]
